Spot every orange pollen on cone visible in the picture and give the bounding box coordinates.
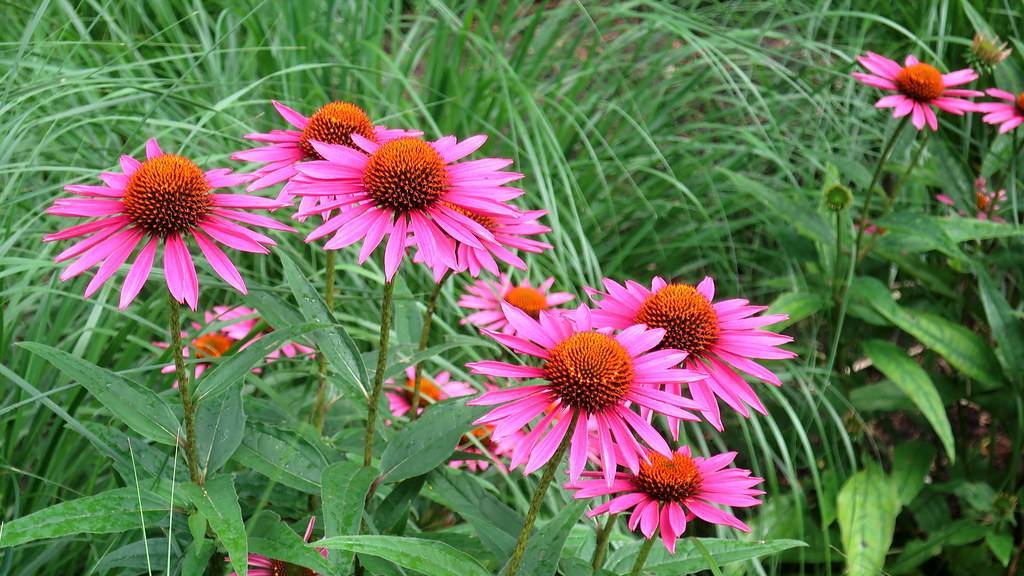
[504,286,549,319]
[269,559,317,576]
[122,155,211,236]
[298,101,376,159]
[544,332,634,413]
[363,138,448,213]
[635,451,703,502]
[1016,92,1024,112]
[894,63,944,102]
[192,333,234,359]
[635,284,719,356]
[441,201,497,231]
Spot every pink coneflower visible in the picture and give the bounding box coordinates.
[231,101,420,199]
[228,516,326,575]
[853,52,981,131]
[466,304,706,485]
[385,366,475,418]
[568,447,763,553]
[459,275,574,335]
[936,177,1006,222]
[976,88,1024,134]
[589,277,794,433]
[156,305,313,386]
[289,135,523,280]
[44,139,292,310]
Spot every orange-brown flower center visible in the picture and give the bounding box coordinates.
[635,284,719,356]
[544,332,634,413]
[192,333,233,359]
[298,101,376,159]
[441,201,497,231]
[363,138,448,213]
[1016,92,1024,113]
[894,63,944,102]
[976,191,992,211]
[635,451,703,502]
[398,377,445,404]
[462,424,494,450]
[504,286,548,319]
[122,155,211,235]
[269,560,317,576]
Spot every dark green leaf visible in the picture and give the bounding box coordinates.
[607,538,807,574]
[975,267,1024,381]
[180,475,247,576]
[181,538,217,576]
[515,500,587,576]
[247,511,332,575]
[17,342,179,445]
[890,442,936,506]
[837,463,900,576]
[231,427,325,494]
[313,535,489,576]
[379,399,486,483]
[322,461,378,570]
[426,468,521,559]
[195,380,246,480]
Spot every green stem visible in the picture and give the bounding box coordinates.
[853,116,909,255]
[168,292,201,485]
[628,535,656,576]
[504,417,577,576]
[1011,129,1020,228]
[364,279,395,467]
[858,129,930,263]
[313,250,336,433]
[591,513,617,571]
[410,270,452,418]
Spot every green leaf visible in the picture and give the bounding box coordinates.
[376,474,428,534]
[231,427,325,494]
[321,461,378,570]
[515,500,587,576]
[853,277,1004,390]
[607,538,807,575]
[837,464,900,576]
[765,292,826,330]
[379,399,486,483]
[0,488,166,548]
[193,323,320,402]
[195,380,246,480]
[382,336,492,382]
[95,538,170,573]
[279,251,368,398]
[890,442,936,506]
[17,342,180,446]
[937,216,1024,243]
[986,530,1013,567]
[426,468,521,559]
[313,535,489,576]
[180,475,247,576]
[181,538,217,576]
[247,511,332,575]
[862,340,954,462]
[975,267,1024,381]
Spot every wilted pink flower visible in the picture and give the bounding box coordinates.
[853,52,981,130]
[459,275,574,334]
[590,277,794,432]
[568,447,763,553]
[44,139,292,310]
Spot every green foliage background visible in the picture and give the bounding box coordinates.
[1,1,1022,575]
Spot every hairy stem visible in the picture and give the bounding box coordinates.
[628,535,656,576]
[364,279,395,467]
[168,293,201,485]
[504,417,577,576]
[591,513,617,571]
[410,270,452,418]
[313,250,336,432]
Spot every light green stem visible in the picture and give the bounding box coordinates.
[628,535,656,576]
[410,270,452,418]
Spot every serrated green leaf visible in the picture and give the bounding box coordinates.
[195,380,246,480]
[322,461,378,570]
[17,342,180,446]
[379,399,486,483]
[180,475,247,576]
[863,340,954,462]
[890,442,936,506]
[313,535,489,576]
[837,464,900,576]
[0,488,166,548]
[279,251,368,398]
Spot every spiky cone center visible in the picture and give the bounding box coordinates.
[363,138,449,213]
[298,101,376,158]
[544,332,634,413]
[635,451,703,503]
[1015,92,1024,114]
[441,201,497,230]
[894,63,944,102]
[398,376,444,405]
[269,560,317,576]
[192,333,233,358]
[504,286,549,319]
[636,284,719,356]
[976,191,992,212]
[122,155,211,235]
